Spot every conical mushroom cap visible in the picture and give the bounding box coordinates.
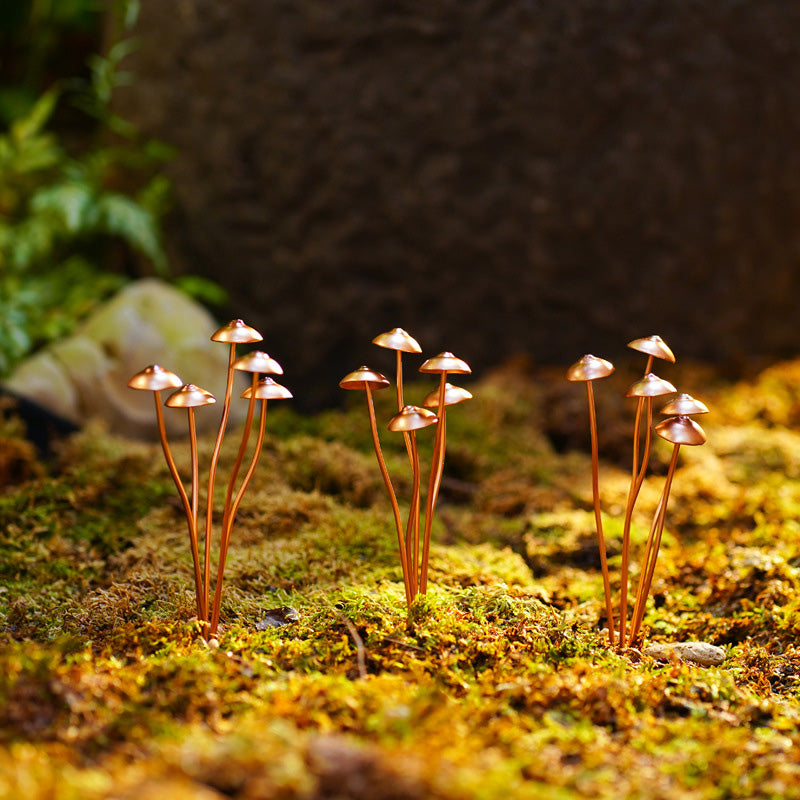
[627,335,676,364]
[659,393,709,416]
[233,351,283,375]
[655,415,707,446]
[372,327,422,354]
[566,354,614,382]
[423,383,473,408]
[626,373,677,398]
[127,364,183,392]
[241,376,293,401]
[419,351,471,374]
[339,366,391,391]
[165,384,217,408]
[387,404,438,432]
[211,319,263,344]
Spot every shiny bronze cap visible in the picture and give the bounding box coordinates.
[423,383,473,408]
[659,393,709,416]
[339,366,391,391]
[419,352,471,374]
[387,404,438,432]
[372,328,422,354]
[127,364,183,392]
[211,319,263,344]
[627,335,676,364]
[566,354,614,382]
[241,376,293,401]
[625,373,677,398]
[655,415,707,446]
[165,384,217,408]
[233,351,283,375]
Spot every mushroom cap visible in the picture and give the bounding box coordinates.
[626,373,677,398]
[419,351,471,374]
[127,364,183,392]
[387,404,438,432]
[165,384,217,408]
[423,382,473,408]
[241,376,293,401]
[566,354,615,382]
[627,335,676,363]
[655,415,707,446]
[659,393,709,416]
[233,351,283,375]
[339,366,391,391]
[372,327,422,354]
[211,319,263,344]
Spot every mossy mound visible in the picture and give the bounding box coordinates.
[2,359,800,798]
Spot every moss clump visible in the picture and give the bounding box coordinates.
[3,360,800,797]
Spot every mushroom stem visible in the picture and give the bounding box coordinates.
[221,373,259,540]
[628,444,680,645]
[210,398,268,635]
[406,430,424,600]
[619,393,654,647]
[365,386,411,605]
[186,406,207,631]
[203,344,237,624]
[420,372,448,594]
[154,394,203,622]
[586,380,615,647]
[395,349,417,475]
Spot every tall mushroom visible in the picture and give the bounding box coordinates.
[204,321,263,620]
[210,375,292,635]
[566,354,616,646]
[127,365,204,618]
[340,366,412,604]
[388,404,438,600]
[164,383,217,627]
[417,353,471,594]
[627,413,708,646]
[618,371,677,647]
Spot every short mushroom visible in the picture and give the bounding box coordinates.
[165,383,217,626]
[128,365,204,619]
[388,404,438,598]
[566,354,616,646]
[618,372,677,647]
[418,353,471,594]
[340,367,412,603]
[628,414,708,645]
[209,376,292,635]
[659,393,709,416]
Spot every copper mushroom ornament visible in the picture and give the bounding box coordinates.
[566,354,616,646]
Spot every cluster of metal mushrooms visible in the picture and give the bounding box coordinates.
[567,335,708,650]
[340,328,472,606]
[127,320,292,639]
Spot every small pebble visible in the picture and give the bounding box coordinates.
[643,641,725,667]
[256,606,300,630]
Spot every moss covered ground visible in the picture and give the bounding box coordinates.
[1,356,800,799]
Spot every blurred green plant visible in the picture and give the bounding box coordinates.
[0,0,226,376]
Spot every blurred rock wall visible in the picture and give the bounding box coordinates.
[115,0,800,407]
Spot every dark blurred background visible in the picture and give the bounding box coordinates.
[5,1,800,409]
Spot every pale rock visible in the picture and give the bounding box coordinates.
[643,641,726,667]
[3,279,252,439]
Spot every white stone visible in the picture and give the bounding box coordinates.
[3,279,251,439]
[643,641,726,667]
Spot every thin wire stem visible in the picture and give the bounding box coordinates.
[187,406,207,633]
[587,381,615,647]
[628,444,680,645]
[210,399,268,635]
[154,394,203,622]
[203,344,236,626]
[420,372,447,594]
[365,387,411,605]
[407,431,421,600]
